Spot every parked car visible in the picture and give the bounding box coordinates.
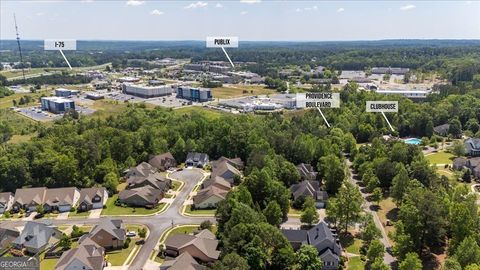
[126,231,136,237]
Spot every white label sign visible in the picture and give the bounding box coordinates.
[366,101,398,112]
[206,37,239,48]
[44,39,77,50]
[296,92,340,109]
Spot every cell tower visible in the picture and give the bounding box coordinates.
[14,13,26,82]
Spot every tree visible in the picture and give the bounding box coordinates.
[372,187,383,206]
[390,164,410,204]
[367,240,385,264]
[300,196,319,227]
[70,225,85,238]
[295,245,323,270]
[442,258,462,270]
[371,259,391,270]
[211,252,250,270]
[454,236,480,268]
[318,154,345,194]
[36,204,45,215]
[59,234,72,250]
[449,140,466,157]
[271,246,295,270]
[328,181,363,233]
[399,252,422,270]
[103,172,119,194]
[361,214,381,245]
[199,220,213,231]
[138,228,147,238]
[263,201,283,227]
[0,122,13,143]
[448,118,463,138]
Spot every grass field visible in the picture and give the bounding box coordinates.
[159,225,199,244]
[288,207,302,216]
[1,68,47,79]
[173,106,224,120]
[425,151,455,164]
[106,241,136,266]
[184,205,216,216]
[69,210,90,218]
[171,180,182,191]
[211,85,275,99]
[102,194,165,216]
[347,256,365,270]
[88,100,130,119]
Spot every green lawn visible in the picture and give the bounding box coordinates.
[69,210,90,218]
[106,241,136,266]
[345,238,363,254]
[173,106,223,120]
[160,225,199,243]
[347,256,365,270]
[211,85,275,99]
[184,205,216,216]
[40,258,59,269]
[171,180,182,191]
[425,151,455,164]
[101,194,165,216]
[288,207,302,216]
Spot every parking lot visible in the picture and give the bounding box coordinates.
[15,104,95,122]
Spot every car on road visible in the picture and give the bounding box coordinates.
[126,231,137,237]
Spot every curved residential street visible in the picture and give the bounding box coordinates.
[0,168,216,270]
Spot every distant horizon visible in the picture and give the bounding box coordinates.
[2,38,480,42]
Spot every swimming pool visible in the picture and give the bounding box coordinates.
[403,138,422,145]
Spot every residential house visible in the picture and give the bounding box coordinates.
[201,176,231,191]
[465,138,480,156]
[149,152,177,171]
[126,173,171,192]
[43,187,80,213]
[124,162,157,178]
[13,221,62,254]
[468,158,480,179]
[296,163,318,181]
[433,124,450,137]
[78,188,108,212]
[0,192,14,214]
[83,218,125,250]
[211,157,244,170]
[452,157,468,171]
[55,237,106,270]
[210,160,242,183]
[165,229,220,263]
[282,222,342,270]
[119,185,163,208]
[185,153,209,168]
[0,223,20,249]
[160,252,205,270]
[290,180,328,208]
[193,186,228,209]
[12,187,47,212]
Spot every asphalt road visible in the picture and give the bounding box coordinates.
[1,168,215,270]
[345,159,397,267]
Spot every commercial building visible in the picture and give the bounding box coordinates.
[184,63,204,72]
[372,67,410,75]
[123,84,175,98]
[41,97,75,114]
[209,65,231,74]
[55,88,79,97]
[375,89,431,99]
[176,87,212,102]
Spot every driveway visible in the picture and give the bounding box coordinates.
[88,209,102,219]
[56,212,70,220]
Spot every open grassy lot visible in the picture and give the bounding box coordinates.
[1,68,47,79]
[102,194,165,216]
[211,85,275,99]
[184,205,216,216]
[88,100,129,119]
[425,151,455,164]
[347,256,365,270]
[173,106,223,120]
[377,197,397,244]
[288,207,302,216]
[40,257,59,269]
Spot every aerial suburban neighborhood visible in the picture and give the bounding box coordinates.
[1,1,480,270]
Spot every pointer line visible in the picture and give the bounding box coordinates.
[59,49,72,70]
[221,46,234,68]
[317,107,331,128]
[381,111,394,132]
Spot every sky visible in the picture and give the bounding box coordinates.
[0,0,479,41]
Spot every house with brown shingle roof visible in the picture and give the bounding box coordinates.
[0,192,14,214]
[160,252,205,270]
[210,160,242,184]
[43,187,80,213]
[126,173,171,192]
[149,152,177,171]
[81,218,126,250]
[12,187,47,212]
[78,187,108,212]
[201,176,231,191]
[211,157,244,170]
[119,185,163,208]
[55,237,106,270]
[192,186,228,209]
[124,162,156,178]
[165,229,220,263]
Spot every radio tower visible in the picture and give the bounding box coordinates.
[14,13,26,82]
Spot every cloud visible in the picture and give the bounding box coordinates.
[184,1,208,9]
[400,4,416,11]
[295,8,301,12]
[240,11,248,15]
[337,7,345,13]
[80,0,94,3]
[150,9,164,15]
[240,0,261,4]
[296,5,318,12]
[215,3,223,8]
[36,12,46,16]
[126,0,145,6]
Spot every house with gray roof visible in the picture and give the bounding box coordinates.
[82,218,125,250]
[12,187,47,212]
[201,176,231,191]
[0,192,14,214]
[211,157,244,170]
[465,138,480,156]
[43,187,80,213]
[185,153,209,168]
[124,162,157,178]
[119,185,163,208]
[290,180,328,208]
[453,157,468,171]
[210,160,242,183]
[282,222,341,270]
[13,221,62,254]
[297,163,318,181]
[55,237,106,270]
[126,173,171,192]
[193,186,228,209]
[165,229,220,263]
[160,252,205,270]
[149,152,177,171]
[433,124,450,137]
[78,187,108,212]
[0,223,20,250]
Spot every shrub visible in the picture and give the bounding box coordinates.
[124,237,131,248]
